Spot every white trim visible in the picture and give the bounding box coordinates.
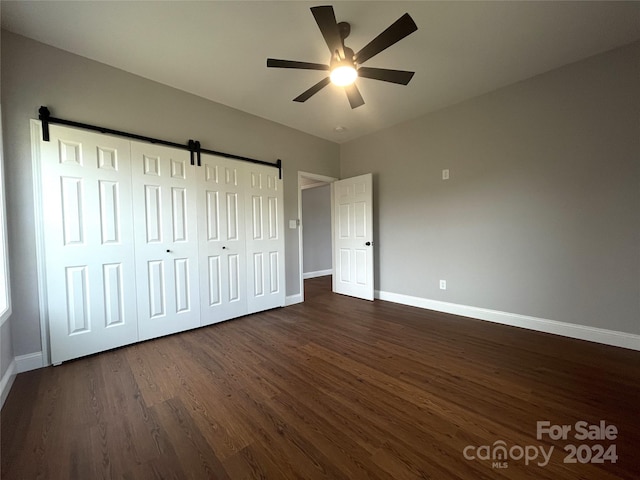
[300,181,329,191]
[376,290,640,351]
[31,120,52,367]
[0,105,12,325]
[0,358,16,409]
[16,351,44,373]
[285,293,303,306]
[303,269,332,279]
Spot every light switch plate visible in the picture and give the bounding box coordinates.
[289,220,298,229]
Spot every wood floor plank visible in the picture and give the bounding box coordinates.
[124,341,179,407]
[0,369,41,473]
[151,397,231,479]
[166,335,262,459]
[222,444,289,480]
[16,367,66,479]
[228,380,351,480]
[267,392,395,480]
[2,276,639,479]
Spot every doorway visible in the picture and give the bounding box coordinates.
[297,171,337,302]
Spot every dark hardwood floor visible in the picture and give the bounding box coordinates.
[2,276,639,479]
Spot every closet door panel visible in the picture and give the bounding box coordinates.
[41,126,138,364]
[245,164,285,314]
[40,124,285,363]
[132,142,200,340]
[197,154,248,325]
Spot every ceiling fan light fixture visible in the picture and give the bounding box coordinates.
[330,63,358,87]
[266,6,418,108]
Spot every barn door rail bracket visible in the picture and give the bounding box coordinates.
[38,106,282,178]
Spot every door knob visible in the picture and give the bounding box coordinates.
[166,249,172,253]
[365,241,371,246]
[222,246,227,249]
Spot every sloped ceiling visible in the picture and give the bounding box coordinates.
[3,1,640,143]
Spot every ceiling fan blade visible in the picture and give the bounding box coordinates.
[267,59,330,71]
[311,5,345,59]
[357,67,415,85]
[293,77,331,103]
[355,13,417,65]
[344,84,365,109]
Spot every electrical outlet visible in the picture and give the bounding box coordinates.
[442,169,450,180]
[439,280,447,290]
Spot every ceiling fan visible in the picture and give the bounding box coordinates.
[267,5,418,109]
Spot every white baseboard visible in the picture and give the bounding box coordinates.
[303,269,332,279]
[286,293,303,306]
[16,351,44,373]
[375,290,640,352]
[0,358,16,409]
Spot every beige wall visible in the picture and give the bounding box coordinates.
[1,31,340,357]
[341,42,640,335]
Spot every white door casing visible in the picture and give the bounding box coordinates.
[332,173,374,301]
[131,141,201,341]
[41,126,138,364]
[245,163,286,313]
[197,153,248,325]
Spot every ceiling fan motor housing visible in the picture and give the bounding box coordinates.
[331,46,356,68]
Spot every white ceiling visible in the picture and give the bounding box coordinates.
[3,1,640,144]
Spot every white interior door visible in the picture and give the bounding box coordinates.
[197,154,248,325]
[132,142,200,340]
[332,173,374,300]
[245,163,285,313]
[41,125,138,364]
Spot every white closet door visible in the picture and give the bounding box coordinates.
[245,163,285,313]
[131,142,200,340]
[41,126,138,364]
[197,154,248,325]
